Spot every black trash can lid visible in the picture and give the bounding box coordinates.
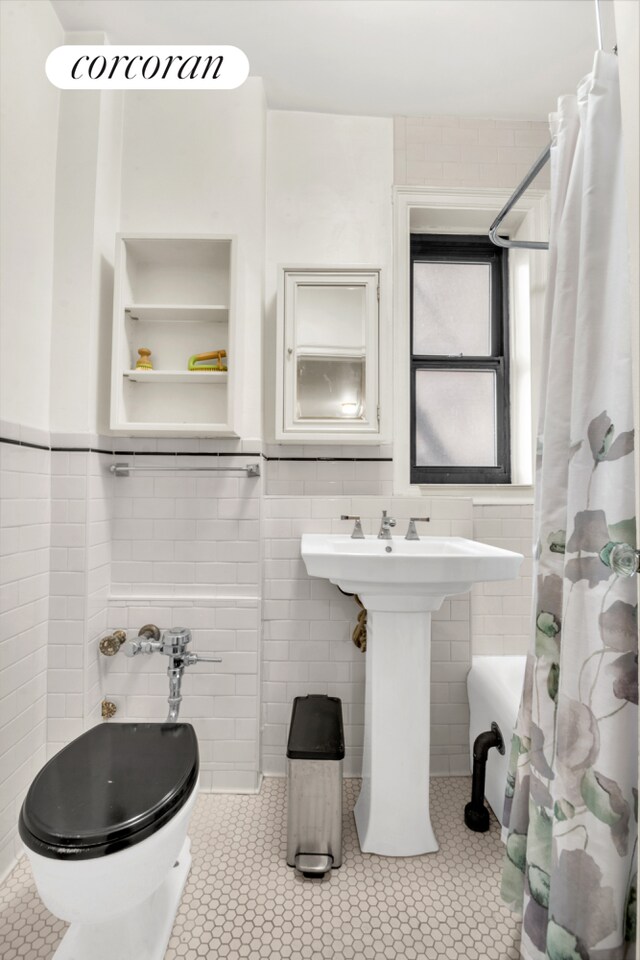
[287,695,345,761]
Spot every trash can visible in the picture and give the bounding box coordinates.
[286,694,344,877]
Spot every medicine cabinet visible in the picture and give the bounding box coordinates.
[110,233,237,435]
[276,268,381,441]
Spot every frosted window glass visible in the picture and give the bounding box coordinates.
[297,359,365,420]
[413,262,491,356]
[296,285,366,350]
[415,370,496,466]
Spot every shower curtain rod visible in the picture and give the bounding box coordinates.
[488,0,605,251]
[488,145,551,251]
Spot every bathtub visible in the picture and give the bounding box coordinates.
[467,655,527,827]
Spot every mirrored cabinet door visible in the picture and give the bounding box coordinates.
[278,269,380,440]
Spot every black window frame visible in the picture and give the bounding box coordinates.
[410,234,511,485]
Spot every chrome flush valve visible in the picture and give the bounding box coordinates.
[161,627,223,722]
[123,623,162,657]
[162,626,197,659]
[123,624,222,721]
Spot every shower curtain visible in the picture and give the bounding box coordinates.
[501,52,638,960]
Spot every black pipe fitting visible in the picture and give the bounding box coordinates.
[464,722,505,832]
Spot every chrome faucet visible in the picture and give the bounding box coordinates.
[405,517,431,540]
[341,515,365,539]
[377,510,396,540]
[119,625,222,721]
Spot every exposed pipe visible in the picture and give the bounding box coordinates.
[464,722,505,832]
[167,665,183,722]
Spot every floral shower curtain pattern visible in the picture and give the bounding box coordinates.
[501,52,638,960]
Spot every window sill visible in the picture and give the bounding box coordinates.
[411,483,534,506]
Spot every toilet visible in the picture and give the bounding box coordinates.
[19,722,200,960]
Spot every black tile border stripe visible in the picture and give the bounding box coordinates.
[110,450,263,458]
[264,456,392,462]
[54,447,114,454]
[0,437,260,457]
[1,435,392,463]
[0,436,50,451]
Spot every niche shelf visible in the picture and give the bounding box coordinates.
[124,304,229,323]
[110,234,238,436]
[123,370,228,384]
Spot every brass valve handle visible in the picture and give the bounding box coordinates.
[99,630,127,656]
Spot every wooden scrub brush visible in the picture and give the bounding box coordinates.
[188,350,227,371]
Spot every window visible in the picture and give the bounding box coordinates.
[410,234,510,484]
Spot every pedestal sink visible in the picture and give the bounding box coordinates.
[301,534,523,856]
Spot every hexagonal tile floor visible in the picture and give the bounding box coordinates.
[0,777,521,959]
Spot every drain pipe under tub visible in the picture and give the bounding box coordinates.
[464,722,505,832]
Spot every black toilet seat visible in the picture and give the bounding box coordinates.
[19,723,199,860]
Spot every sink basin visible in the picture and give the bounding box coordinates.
[301,534,523,601]
[301,533,523,856]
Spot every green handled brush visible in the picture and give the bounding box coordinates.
[188,350,227,371]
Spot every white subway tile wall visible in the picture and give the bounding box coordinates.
[261,495,474,778]
[394,116,550,189]
[471,503,534,656]
[0,424,534,879]
[264,445,394,497]
[48,451,113,759]
[0,439,50,879]
[110,455,262,598]
[3,439,265,815]
[104,452,263,792]
[103,598,261,792]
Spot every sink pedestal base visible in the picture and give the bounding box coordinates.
[354,598,441,857]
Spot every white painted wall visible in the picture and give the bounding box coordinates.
[91,89,125,435]
[264,111,394,443]
[48,32,123,438]
[118,79,266,443]
[0,0,62,432]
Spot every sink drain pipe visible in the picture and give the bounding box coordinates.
[464,722,505,832]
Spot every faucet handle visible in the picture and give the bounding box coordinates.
[99,630,127,657]
[341,515,365,539]
[405,517,431,540]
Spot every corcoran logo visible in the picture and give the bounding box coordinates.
[46,45,249,90]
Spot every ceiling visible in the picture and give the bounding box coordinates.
[50,0,615,120]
